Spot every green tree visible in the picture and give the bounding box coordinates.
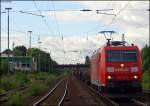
[142,45,150,72]
[0,59,8,75]
[85,56,90,66]
[26,48,57,72]
[13,46,27,56]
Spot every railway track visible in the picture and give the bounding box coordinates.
[0,86,27,104]
[131,98,148,106]
[109,97,148,106]
[33,79,68,106]
[143,89,150,95]
[58,82,68,106]
[76,78,118,106]
[76,77,149,106]
[131,89,150,106]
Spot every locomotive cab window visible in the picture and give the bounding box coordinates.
[106,50,137,62]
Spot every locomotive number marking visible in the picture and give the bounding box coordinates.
[115,68,129,72]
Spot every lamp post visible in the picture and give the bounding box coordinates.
[28,31,32,48]
[38,36,41,72]
[5,8,12,52]
[5,7,12,74]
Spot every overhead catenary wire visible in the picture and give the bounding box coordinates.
[1,2,148,64]
[83,2,113,36]
[19,11,44,17]
[103,1,131,30]
[2,8,148,13]
[33,0,55,37]
[50,1,65,64]
[51,1,62,37]
[1,26,51,39]
[1,3,148,38]
[10,17,29,35]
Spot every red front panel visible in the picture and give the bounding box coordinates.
[105,46,142,83]
[90,45,142,87]
[106,62,142,81]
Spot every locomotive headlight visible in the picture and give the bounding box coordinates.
[108,75,112,79]
[131,67,138,72]
[133,75,138,79]
[107,67,114,72]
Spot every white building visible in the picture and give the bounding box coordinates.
[1,50,37,71]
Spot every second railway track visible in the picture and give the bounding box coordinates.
[33,79,68,106]
[0,86,27,104]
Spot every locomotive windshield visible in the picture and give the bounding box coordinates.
[106,50,137,62]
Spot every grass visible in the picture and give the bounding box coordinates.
[8,92,23,106]
[44,74,57,85]
[0,72,59,92]
[0,88,6,94]
[1,71,69,105]
[0,72,30,92]
[142,71,150,90]
[29,81,48,96]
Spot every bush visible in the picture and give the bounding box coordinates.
[8,92,23,106]
[35,72,48,80]
[45,74,57,85]
[0,59,8,74]
[0,73,30,91]
[1,76,13,90]
[0,88,6,94]
[142,45,150,72]
[15,72,30,86]
[142,71,150,89]
[29,81,48,96]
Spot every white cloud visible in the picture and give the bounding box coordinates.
[1,1,149,64]
[44,1,149,48]
[38,35,102,64]
[1,32,28,51]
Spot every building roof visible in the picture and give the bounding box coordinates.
[2,49,14,55]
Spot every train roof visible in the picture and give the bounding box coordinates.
[91,42,139,57]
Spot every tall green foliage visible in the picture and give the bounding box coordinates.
[26,48,57,72]
[85,56,90,66]
[142,45,150,72]
[0,59,8,74]
[13,46,27,56]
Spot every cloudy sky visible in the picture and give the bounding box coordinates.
[1,1,149,64]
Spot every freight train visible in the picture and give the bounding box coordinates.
[75,33,142,93]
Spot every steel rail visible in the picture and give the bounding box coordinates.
[0,86,27,96]
[33,80,63,106]
[76,78,119,106]
[131,99,148,106]
[0,96,8,103]
[143,89,150,94]
[58,82,68,106]
[88,87,147,106]
[0,86,27,103]
[88,87,119,106]
[80,79,148,106]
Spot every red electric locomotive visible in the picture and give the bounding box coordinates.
[90,32,142,93]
